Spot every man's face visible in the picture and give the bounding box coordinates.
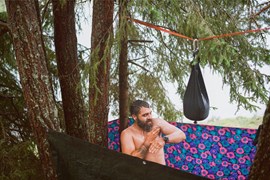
[134,107,153,132]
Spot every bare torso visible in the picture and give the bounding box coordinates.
[121,117,185,165]
[128,124,166,165]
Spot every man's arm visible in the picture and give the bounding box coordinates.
[155,118,186,143]
[120,127,160,159]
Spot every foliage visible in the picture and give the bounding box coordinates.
[0,140,43,180]
[110,0,270,119]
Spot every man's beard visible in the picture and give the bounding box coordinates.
[137,118,153,132]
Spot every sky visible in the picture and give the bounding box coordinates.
[77,3,269,122]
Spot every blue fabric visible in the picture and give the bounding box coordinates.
[108,119,257,180]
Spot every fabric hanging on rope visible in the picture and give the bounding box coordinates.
[183,61,209,122]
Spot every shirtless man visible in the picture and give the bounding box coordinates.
[120,100,186,165]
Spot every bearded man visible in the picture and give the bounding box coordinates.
[120,100,186,165]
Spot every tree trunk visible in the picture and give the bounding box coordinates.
[89,0,114,147]
[5,0,60,179]
[118,0,129,135]
[248,97,270,179]
[52,0,89,141]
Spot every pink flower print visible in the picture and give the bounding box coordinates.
[198,143,206,150]
[212,135,220,142]
[236,148,244,154]
[167,161,174,168]
[167,146,173,153]
[109,141,116,150]
[241,137,249,144]
[181,125,188,131]
[190,133,197,140]
[207,174,215,179]
[183,142,190,150]
[232,164,240,170]
[209,162,216,167]
[206,126,215,131]
[202,133,209,139]
[201,152,208,159]
[243,155,251,160]
[190,147,198,154]
[218,129,226,135]
[164,153,169,159]
[170,122,177,126]
[221,161,229,167]
[201,169,208,176]
[216,171,224,177]
[167,146,176,153]
[247,129,256,134]
[182,165,188,171]
[228,138,235,144]
[219,147,227,154]
[238,175,246,180]
[196,158,202,164]
[175,156,181,161]
[238,157,246,164]
[226,152,235,159]
[186,156,193,162]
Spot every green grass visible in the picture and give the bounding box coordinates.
[206,116,263,129]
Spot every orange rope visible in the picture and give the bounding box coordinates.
[199,27,270,41]
[127,18,194,41]
[128,17,270,42]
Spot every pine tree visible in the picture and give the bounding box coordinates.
[5,0,60,178]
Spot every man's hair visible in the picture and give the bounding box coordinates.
[130,100,150,116]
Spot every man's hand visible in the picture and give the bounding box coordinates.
[144,127,160,147]
[148,137,165,153]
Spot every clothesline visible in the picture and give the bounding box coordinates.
[127,17,270,42]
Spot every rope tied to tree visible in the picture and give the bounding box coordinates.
[128,17,270,42]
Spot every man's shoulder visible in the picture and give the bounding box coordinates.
[152,118,167,125]
[121,125,135,136]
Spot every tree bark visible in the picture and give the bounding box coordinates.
[118,0,129,135]
[52,0,89,141]
[89,0,114,147]
[248,97,270,179]
[5,0,60,179]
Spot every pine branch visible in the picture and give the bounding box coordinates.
[253,2,270,17]
[128,60,150,73]
[41,0,51,25]
[249,2,270,41]
[157,31,178,57]
[128,39,153,43]
[0,20,7,27]
[0,20,9,36]
[128,55,149,61]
